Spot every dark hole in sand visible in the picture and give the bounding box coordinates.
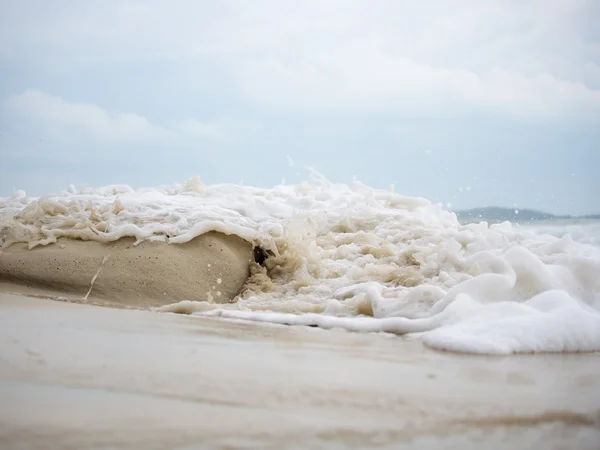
[253,246,268,266]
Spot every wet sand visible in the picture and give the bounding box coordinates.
[1,293,599,449]
[0,232,253,307]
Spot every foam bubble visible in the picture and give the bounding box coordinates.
[2,173,599,354]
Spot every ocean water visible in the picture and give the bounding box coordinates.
[1,173,599,356]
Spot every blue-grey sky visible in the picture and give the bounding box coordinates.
[1,0,599,215]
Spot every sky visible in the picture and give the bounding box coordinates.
[0,0,599,215]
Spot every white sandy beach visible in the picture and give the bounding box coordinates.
[3,0,600,447]
[1,292,599,450]
[2,180,600,448]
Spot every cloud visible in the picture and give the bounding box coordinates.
[1,0,599,120]
[172,119,221,138]
[237,49,600,120]
[4,90,220,141]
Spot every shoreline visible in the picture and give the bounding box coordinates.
[0,232,254,308]
[1,292,599,449]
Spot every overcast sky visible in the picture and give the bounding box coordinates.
[0,0,599,215]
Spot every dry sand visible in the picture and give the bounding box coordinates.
[1,292,599,449]
[0,232,253,307]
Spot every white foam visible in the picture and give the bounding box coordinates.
[421,291,600,354]
[2,173,600,355]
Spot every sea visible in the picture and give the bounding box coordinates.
[1,174,599,356]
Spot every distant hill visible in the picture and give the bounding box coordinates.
[453,207,600,223]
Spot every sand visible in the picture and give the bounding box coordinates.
[1,292,599,449]
[0,232,253,307]
[1,232,599,448]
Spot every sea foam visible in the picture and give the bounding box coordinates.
[1,173,599,355]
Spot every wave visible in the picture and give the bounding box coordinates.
[1,173,599,355]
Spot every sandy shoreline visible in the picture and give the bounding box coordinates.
[0,232,253,307]
[1,292,599,449]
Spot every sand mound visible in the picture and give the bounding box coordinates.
[0,232,253,307]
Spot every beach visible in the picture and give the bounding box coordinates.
[1,291,599,449]
[1,179,600,448]
[3,0,599,447]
